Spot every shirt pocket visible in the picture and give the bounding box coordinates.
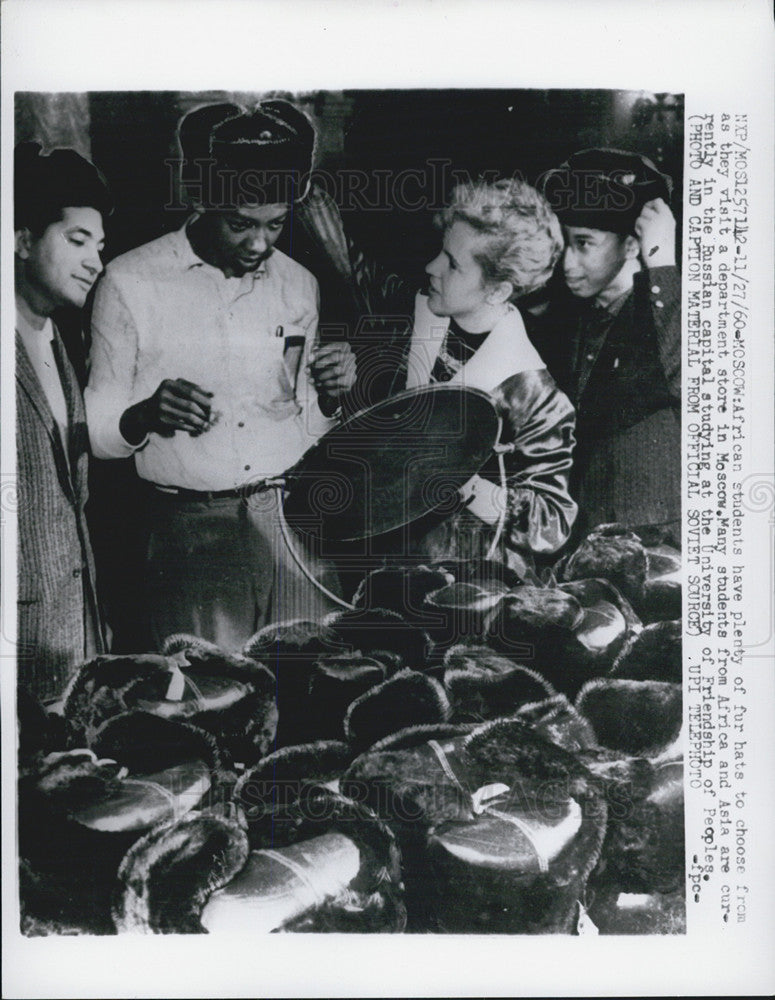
[252,326,308,421]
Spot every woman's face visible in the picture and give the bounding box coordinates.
[425,220,492,324]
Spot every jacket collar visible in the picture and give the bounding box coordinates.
[407,293,546,394]
[16,328,78,503]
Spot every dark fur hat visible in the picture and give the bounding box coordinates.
[113,811,250,933]
[113,788,406,933]
[444,655,554,725]
[177,98,315,208]
[344,669,451,750]
[423,580,508,648]
[610,620,682,684]
[580,750,685,897]
[19,714,219,935]
[352,564,455,619]
[233,740,355,839]
[515,694,599,754]
[307,654,389,741]
[485,582,635,698]
[63,641,277,768]
[560,523,649,608]
[324,607,431,671]
[576,678,682,756]
[343,718,607,933]
[541,147,672,235]
[640,545,682,623]
[15,141,113,233]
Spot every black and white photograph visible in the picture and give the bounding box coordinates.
[2,2,774,998]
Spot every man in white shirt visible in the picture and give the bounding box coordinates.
[85,101,349,651]
[15,142,111,700]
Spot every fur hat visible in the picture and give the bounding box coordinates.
[559,524,649,609]
[610,620,682,683]
[580,749,685,897]
[576,678,682,756]
[19,713,218,935]
[541,147,672,235]
[113,787,406,933]
[324,607,431,671]
[63,639,277,767]
[640,544,682,623]
[484,581,636,697]
[343,718,607,933]
[344,669,451,750]
[443,651,554,724]
[352,564,455,619]
[514,694,599,754]
[423,579,508,648]
[177,98,314,208]
[233,740,355,837]
[307,654,391,741]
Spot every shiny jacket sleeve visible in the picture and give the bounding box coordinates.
[494,368,578,556]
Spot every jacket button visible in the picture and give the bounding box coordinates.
[238,421,245,428]
[244,465,251,471]
[651,285,661,294]
[72,568,81,578]
[655,300,664,309]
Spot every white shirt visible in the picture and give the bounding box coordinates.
[85,224,334,491]
[16,300,70,454]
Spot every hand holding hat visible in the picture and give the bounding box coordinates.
[635,197,676,267]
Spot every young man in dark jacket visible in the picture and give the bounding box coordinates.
[535,148,681,545]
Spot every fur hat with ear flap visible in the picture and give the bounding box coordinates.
[344,669,451,751]
[541,147,672,235]
[579,746,685,901]
[177,98,315,209]
[62,637,277,768]
[243,618,343,749]
[19,712,219,936]
[113,786,406,934]
[324,606,432,672]
[610,619,682,684]
[576,677,682,757]
[483,579,638,698]
[342,717,608,933]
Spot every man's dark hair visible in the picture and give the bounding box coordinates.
[14,141,113,235]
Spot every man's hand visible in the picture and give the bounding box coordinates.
[308,342,357,415]
[635,197,676,268]
[120,378,213,444]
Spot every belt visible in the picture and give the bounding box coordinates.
[151,481,270,502]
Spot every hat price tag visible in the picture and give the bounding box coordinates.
[165,649,191,702]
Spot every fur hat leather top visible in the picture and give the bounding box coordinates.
[178,98,314,207]
[541,147,672,235]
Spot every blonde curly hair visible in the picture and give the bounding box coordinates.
[435,178,563,301]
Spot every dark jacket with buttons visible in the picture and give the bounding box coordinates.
[526,265,680,535]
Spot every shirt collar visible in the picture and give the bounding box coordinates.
[173,217,269,281]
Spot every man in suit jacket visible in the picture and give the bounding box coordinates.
[534,148,681,545]
[14,142,111,701]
